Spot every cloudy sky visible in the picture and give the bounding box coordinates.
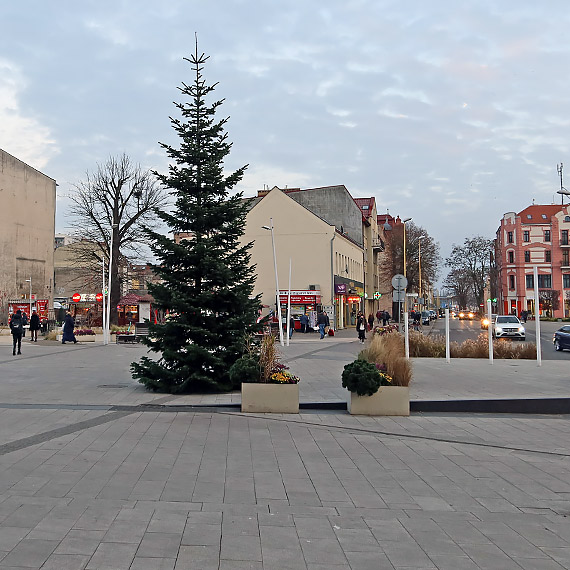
[3,0,570,273]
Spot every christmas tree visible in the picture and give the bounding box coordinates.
[132,42,261,393]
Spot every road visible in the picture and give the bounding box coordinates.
[423,315,569,360]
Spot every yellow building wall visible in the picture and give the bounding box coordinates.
[241,188,364,323]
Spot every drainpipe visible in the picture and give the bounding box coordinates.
[330,231,336,330]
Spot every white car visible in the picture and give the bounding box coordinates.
[492,315,525,341]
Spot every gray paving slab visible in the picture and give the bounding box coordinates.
[2,330,570,568]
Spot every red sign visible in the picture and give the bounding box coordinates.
[95,293,103,302]
[278,290,321,304]
[72,293,81,302]
[36,299,49,321]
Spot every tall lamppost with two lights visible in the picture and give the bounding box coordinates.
[261,219,284,347]
[418,234,426,309]
[402,217,412,317]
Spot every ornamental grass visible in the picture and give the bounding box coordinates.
[359,332,412,387]
[406,331,536,359]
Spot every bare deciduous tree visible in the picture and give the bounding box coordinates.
[67,154,168,324]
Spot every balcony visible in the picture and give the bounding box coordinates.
[372,239,385,251]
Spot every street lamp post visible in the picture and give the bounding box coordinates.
[262,219,284,347]
[106,223,119,346]
[92,253,107,344]
[418,234,426,309]
[402,218,412,318]
[25,278,32,320]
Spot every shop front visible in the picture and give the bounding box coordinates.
[117,293,154,326]
[278,290,321,331]
[334,278,364,329]
[69,292,104,327]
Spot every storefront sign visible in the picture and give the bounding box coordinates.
[278,290,321,304]
[95,293,103,302]
[72,293,81,302]
[71,293,100,302]
[347,296,361,303]
[335,283,347,294]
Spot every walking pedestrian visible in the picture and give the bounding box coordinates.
[368,313,375,331]
[289,316,295,339]
[356,312,366,343]
[299,313,308,333]
[376,309,382,324]
[29,310,40,342]
[9,310,24,355]
[317,311,327,339]
[62,312,78,344]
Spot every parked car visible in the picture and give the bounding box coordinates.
[421,311,431,325]
[458,310,475,320]
[553,325,570,351]
[429,310,437,320]
[492,315,525,341]
[481,314,498,330]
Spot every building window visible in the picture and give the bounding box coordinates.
[509,275,515,289]
[546,250,551,262]
[563,250,569,266]
[545,230,551,242]
[526,275,534,289]
[508,251,514,263]
[562,230,569,245]
[564,274,570,289]
[538,274,552,288]
[507,231,513,243]
[524,250,530,263]
[565,216,570,222]
[523,230,530,242]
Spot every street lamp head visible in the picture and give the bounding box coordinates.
[403,217,412,223]
[261,226,271,230]
[418,234,427,240]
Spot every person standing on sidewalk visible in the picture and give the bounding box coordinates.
[356,312,366,343]
[317,310,327,339]
[62,312,78,344]
[299,313,308,333]
[29,310,40,342]
[9,310,24,355]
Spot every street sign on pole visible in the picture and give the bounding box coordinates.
[392,291,405,303]
[391,274,408,291]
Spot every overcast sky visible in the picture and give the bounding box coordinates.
[3,1,570,276]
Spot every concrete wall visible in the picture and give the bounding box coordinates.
[286,186,364,247]
[0,149,56,311]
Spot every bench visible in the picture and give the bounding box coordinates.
[135,322,149,341]
[116,333,137,344]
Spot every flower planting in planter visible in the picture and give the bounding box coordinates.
[230,334,300,413]
[342,332,410,416]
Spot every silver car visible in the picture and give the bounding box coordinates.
[492,315,525,341]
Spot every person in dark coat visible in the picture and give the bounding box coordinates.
[368,314,375,331]
[10,310,24,355]
[29,310,40,342]
[62,312,77,344]
[356,312,366,343]
[299,313,308,333]
[317,311,327,339]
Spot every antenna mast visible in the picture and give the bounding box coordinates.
[557,163,570,205]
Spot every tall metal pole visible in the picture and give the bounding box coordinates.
[102,258,106,345]
[269,219,284,347]
[533,265,542,366]
[106,224,117,346]
[286,258,292,346]
[27,277,32,320]
[402,218,412,319]
[487,298,493,365]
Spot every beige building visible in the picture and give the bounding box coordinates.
[242,187,365,329]
[0,149,56,319]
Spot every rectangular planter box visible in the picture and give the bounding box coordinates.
[77,336,96,342]
[348,386,409,416]
[241,382,299,413]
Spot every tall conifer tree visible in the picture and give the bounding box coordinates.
[132,43,260,393]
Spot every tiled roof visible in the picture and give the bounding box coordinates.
[517,204,564,222]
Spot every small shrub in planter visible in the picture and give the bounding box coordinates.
[74,329,95,336]
[229,355,260,387]
[342,359,392,396]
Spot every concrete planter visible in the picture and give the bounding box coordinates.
[348,386,409,416]
[77,336,96,342]
[241,382,299,413]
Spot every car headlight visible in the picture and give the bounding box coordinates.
[495,326,503,333]
[459,312,465,318]
[482,319,489,326]
[518,326,525,333]
[468,313,474,318]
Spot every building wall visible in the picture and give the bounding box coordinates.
[285,186,364,247]
[0,149,56,313]
[241,188,364,328]
[496,205,570,318]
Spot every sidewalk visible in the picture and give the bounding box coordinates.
[1,330,570,568]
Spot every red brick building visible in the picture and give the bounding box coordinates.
[496,204,570,318]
